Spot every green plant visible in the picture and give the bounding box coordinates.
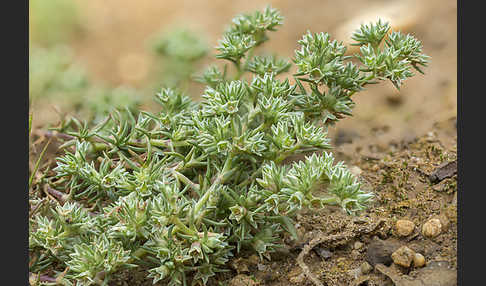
[29,45,143,123]
[29,46,89,102]
[29,0,81,46]
[150,27,209,89]
[29,6,428,286]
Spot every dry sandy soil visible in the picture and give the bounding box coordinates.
[29,0,457,285]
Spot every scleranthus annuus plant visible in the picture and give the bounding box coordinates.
[29,6,429,286]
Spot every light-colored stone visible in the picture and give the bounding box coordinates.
[348,267,362,279]
[360,261,374,274]
[391,246,415,267]
[229,274,259,286]
[437,214,450,231]
[422,219,442,238]
[257,263,266,271]
[413,253,426,268]
[395,219,415,236]
[354,241,364,250]
[351,250,361,260]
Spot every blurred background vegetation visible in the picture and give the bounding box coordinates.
[29,0,211,126]
[29,0,456,146]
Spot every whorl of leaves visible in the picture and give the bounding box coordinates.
[29,7,428,286]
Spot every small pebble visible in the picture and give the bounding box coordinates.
[348,267,362,279]
[413,253,426,268]
[230,258,249,274]
[289,274,305,284]
[365,238,401,266]
[354,241,364,250]
[314,247,333,260]
[360,262,373,274]
[391,246,415,267]
[396,219,415,236]
[437,214,450,231]
[422,219,442,238]
[229,274,258,286]
[248,254,259,265]
[351,250,361,260]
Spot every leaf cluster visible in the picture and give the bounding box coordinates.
[29,7,428,286]
[150,28,210,88]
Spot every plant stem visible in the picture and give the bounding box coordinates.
[172,216,196,235]
[237,166,263,188]
[29,272,57,283]
[274,143,302,164]
[29,138,52,188]
[171,170,200,192]
[233,59,244,80]
[194,154,235,222]
[149,139,190,148]
[319,196,339,206]
[46,186,69,203]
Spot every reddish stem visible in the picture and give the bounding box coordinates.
[29,272,57,283]
[46,186,68,203]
